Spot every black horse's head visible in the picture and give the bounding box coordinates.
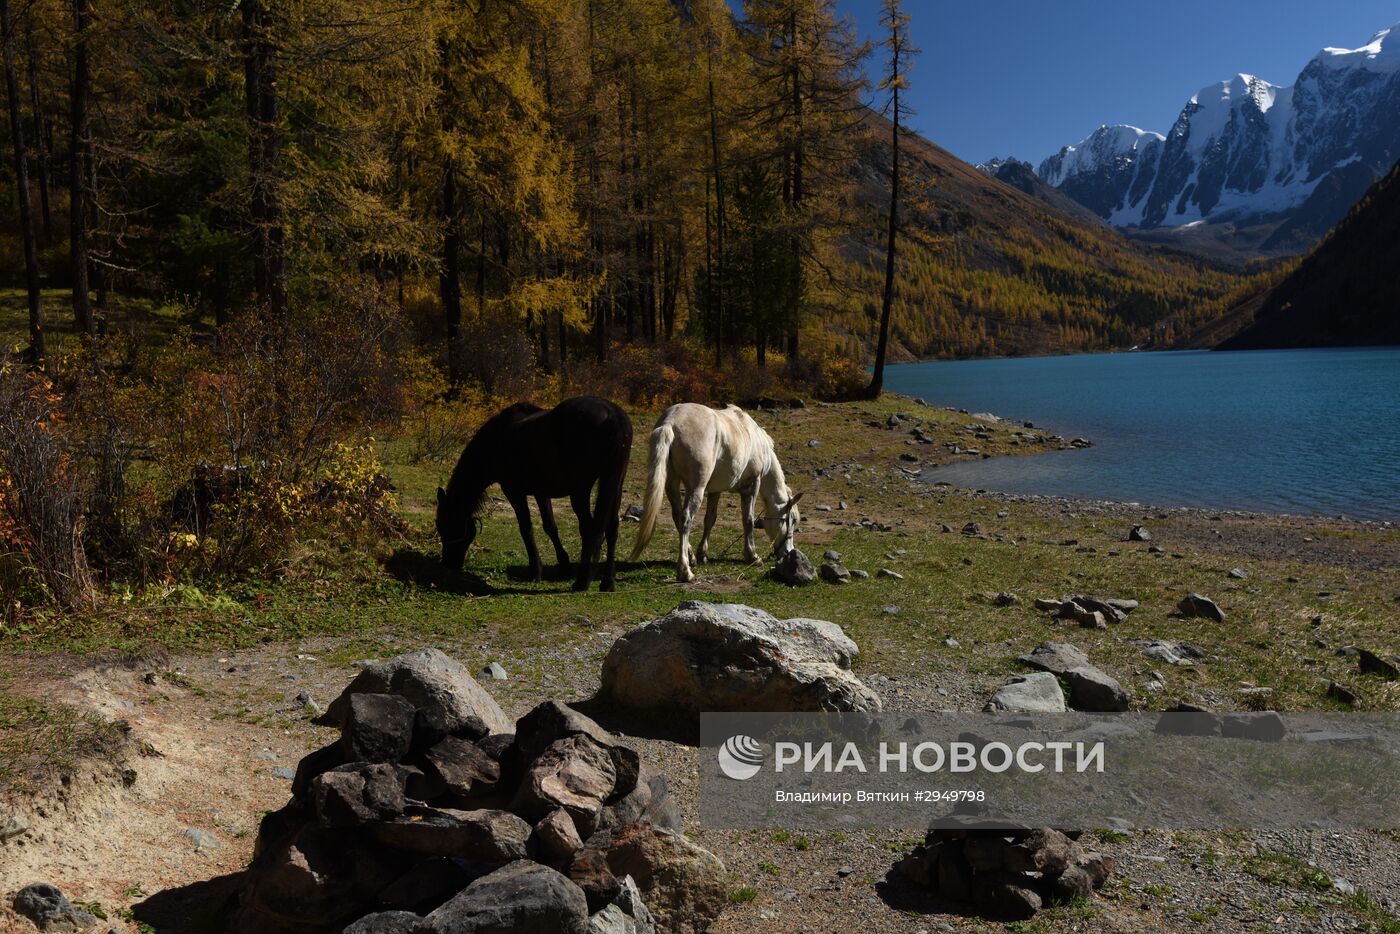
[436,486,477,571]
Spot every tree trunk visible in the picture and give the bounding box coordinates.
[69,0,93,334]
[440,158,463,383]
[23,15,49,242]
[2,0,43,365]
[242,0,287,320]
[706,49,725,368]
[867,80,900,399]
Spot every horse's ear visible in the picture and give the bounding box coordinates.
[779,491,804,516]
[436,486,446,504]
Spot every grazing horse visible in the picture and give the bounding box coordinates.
[435,396,632,592]
[630,403,801,583]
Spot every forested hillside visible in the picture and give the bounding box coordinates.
[825,114,1240,359]
[0,0,1238,379]
[1213,158,1400,350]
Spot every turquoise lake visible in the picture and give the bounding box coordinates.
[883,347,1400,520]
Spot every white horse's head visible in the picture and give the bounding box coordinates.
[763,490,803,555]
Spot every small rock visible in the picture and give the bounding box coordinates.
[1332,877,1357,896]
[623,504,644,522]
[819,562,851,584]
[984,672,1067,714]
[849,569,869,580]
[882,605,900,615]
[1327,681,1358,705]
[993,592,1018,607]
[943,638,960,649]
[295,691,323,717]
[1228,568,1248,580]
[480,662,508,681]
[1127,526,1151,542]
[822,550,842,563]
[12,883,98,932]
[1177,593,1225,622]
[771,548,817,586]
[961,522,980,535]
[182,827,219,852]
[1,813,31,842]
[806,439,821,448]
[1358,649,1399,680]
[877,568,904,581]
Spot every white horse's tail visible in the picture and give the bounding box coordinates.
[630,423,674,560]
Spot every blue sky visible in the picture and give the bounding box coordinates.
[836,1,1400,166]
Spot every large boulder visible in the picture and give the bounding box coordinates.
[321,649,513,739]
[419,860,589,934]
[599,601,881,714]
[604,823,727,934]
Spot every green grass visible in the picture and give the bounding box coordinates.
[1241,850,1334,893]
[728,885,758,904]
[3,390,1398,797]
[0,678,127,795]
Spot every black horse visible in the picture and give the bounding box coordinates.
[435,396,633,592]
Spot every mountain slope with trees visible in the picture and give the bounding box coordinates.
[828,114,1239,359]
[1213,158,1400,350]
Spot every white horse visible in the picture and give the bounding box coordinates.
[630,403,802,582]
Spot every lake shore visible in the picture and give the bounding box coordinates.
[2,394,1398,932]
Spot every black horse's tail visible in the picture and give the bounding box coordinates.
[630,422,673,560]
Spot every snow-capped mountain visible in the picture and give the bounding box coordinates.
[1036,22,1400,243]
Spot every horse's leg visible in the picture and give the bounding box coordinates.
[536,496,570,571]
[507,492,543,582]
[676,486,706,583]
[740,484,759,563]
[596,462,626,592]
[569,487,597,592]
[665,479,687,565]
[697,493,721,564]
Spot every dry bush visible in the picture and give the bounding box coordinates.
[0,358,95,608]
[61,282,416,582]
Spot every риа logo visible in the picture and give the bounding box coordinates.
[717,735,764,781]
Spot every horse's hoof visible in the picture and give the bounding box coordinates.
[600,580,616,593]
[571,579,589,592]
[677,570,695,584]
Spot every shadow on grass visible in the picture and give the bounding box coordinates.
[383,548,496,596]
[134,871,245,933]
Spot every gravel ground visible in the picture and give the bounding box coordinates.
[5,597,1399,933]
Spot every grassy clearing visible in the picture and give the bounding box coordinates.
[6,394,1397,711]
[1,392,1397,797]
